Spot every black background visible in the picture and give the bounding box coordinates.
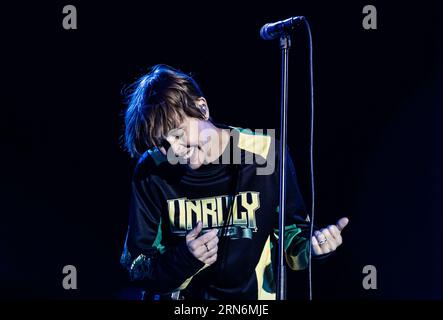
[1,1,442,299]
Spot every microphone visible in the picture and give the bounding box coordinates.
[260,16,305,40]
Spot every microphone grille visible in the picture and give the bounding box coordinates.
[259,23,272,40]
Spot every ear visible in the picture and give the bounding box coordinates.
[197,97,209,120]
[158,146,167,156]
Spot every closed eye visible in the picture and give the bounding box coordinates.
[168,128,184,140]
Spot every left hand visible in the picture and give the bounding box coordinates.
[311,217,349,256]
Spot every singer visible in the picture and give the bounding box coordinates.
[120,64,348,300]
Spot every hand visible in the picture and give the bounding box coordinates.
[186,221,219,266]
[311,217,349,256]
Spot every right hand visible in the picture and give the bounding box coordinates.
[186,221,219,266]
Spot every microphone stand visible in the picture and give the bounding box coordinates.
[276,33,291,301]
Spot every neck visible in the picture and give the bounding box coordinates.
[204,122,230,164]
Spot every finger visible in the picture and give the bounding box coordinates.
[336,217,349,232]
[316,231,332,252]
[186,221,203,242]
[205,236,219,251]
[200,245,218,261]
[204,253,218,266]
[328,225,343,246]
[314,230,327,243]
[194,229,218,247]
[315,234,331,254]
[321,228,337,251]
[311,236,322,256]
[327,225,340,239]
[315,230,331,252]
[191,244,211,258]
[189,230,219,257]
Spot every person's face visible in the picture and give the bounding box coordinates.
[158,101,213,169]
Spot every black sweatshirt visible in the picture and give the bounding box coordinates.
[120,125,322,300]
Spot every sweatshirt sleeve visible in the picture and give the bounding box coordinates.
[272,146,329,271]
[120,170,205,295]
